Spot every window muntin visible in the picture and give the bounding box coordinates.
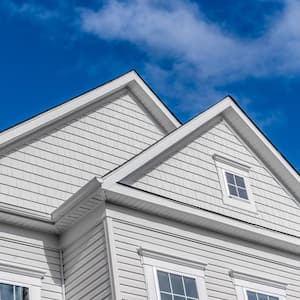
[225,172,248,200]
[0,283,29,300]
[246,290,279,300]
[157,270,199,300]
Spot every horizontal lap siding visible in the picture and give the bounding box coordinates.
[112,216,300,300]
[0,94,164,215]
[131,121,300,236]
[0,228,62,300]
[63,222,111,300]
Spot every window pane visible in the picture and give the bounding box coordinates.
[269,297,279,300]
[15,286,29,300]
[0,283,14,300]
[247,291,258,300]
[237,188,248,199]
[228,184,238,196]
[160,292,172,300]
[158,271,171,293]
[183,277,198,298]
[226,172,235,184]
[170,274,184,295]
[235,175,246,188]
[257,294,268,300]
[174,296,185,300]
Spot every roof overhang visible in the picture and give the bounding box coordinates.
[1,175,300,256]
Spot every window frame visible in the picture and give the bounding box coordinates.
[213,154,257,212]
[138,248,208,300]
[230,271,287,300]
[0,261,46,300]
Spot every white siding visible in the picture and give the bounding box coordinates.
[0,93,164,216]
[110,208,300,300]
[129,120,300,237]
[63,221,111,300]
[0,223,62,300]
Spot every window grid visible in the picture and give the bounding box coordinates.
[247,290,279,300]
[225,172,248,200]
[158,270,199,300]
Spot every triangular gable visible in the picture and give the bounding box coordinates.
[102,96,300,202]
[0,70,181,153]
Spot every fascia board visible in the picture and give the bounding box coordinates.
[0,70,179,150]
[102,97,232,188]
[104,183,300,255]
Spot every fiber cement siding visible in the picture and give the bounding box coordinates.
[129,120,300,237]
[110,209,300,300]
[0,93,164,216]
[0,223,62,300]
[63,221,111,300]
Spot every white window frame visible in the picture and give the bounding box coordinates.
[213,154,257,213]
[230,271,287,300]
[0,261,46,300]
[138,248,208,300]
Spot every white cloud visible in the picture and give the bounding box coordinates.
[79,0,300,119]
[79,0,300,79]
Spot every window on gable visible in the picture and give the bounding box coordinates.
[225,172,248,200]
[0,283,29,300]
[157,270,199,300]
[213,154,256,212]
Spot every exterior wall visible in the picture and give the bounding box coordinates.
[108,206,300,300]
[0,223,62,300]
[61,208,111,300]
[129,120,300,237]
[0,92,164,217]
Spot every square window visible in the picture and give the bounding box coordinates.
[225,172,249,200]
[213,154,256,212]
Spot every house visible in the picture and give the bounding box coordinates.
[0,70,299,300]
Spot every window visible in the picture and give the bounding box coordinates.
[0,283,29,300]
[213,154,256,212]
[0,261,46,300]
[157,270,199,300]
[230,271,287,300]
[246,290,279,300]
[138,248,208,300]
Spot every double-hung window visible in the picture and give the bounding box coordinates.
[230,271,287,300]
[138,248,208,300]
[0,261,46,300]
[0,283,29,300]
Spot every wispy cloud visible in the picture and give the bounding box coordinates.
[79,0,300,121]
[2,0,59,20]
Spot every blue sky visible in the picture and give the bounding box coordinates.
[0,0,299,172]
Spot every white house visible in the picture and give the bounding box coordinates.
[0,70,299,300]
